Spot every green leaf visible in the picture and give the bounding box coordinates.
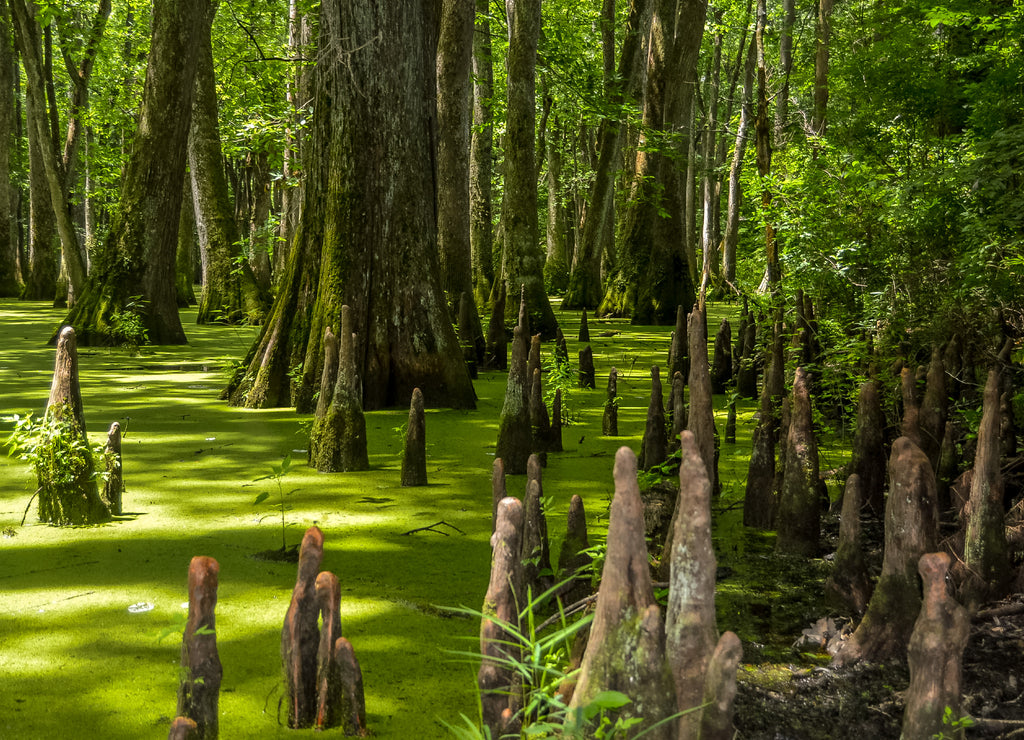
[253,492,270,505]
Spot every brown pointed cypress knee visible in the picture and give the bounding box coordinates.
[710,318,732,394]
[314,571,342,730]
[670,371,686,449]
[38,326,110,525]
[579,345,596,389]
[401,388,427,486]
[776,367,821,557]
[832,437,939,667]
[849,379,887,518]
[640,366,667,471]
[700,631,743,740]
[282,527,325,727]
[919,347,947,469]
[491,458,507,533]
[663,432,718,736]
[479,497,525,738]
[168,717,199,740]
[825,474,873,615]
[602,367,618,436]
[334,637,368,736]
[102,421,123,516]
[569,448,676,738]
[687,304,716,486]
[578,308,590,342]
[176,556,222,739]
[484,282,507,371]
[521,455,552,596]
[745,382,774,528]
[557,494,591,605]
[902,552,969,740]
[528,368,550,465]
[495,326,531,474]
[962,366,1010,609]
[668,304,689,380]
[549,388,563,452]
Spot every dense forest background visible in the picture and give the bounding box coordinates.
[1,0,1022,368]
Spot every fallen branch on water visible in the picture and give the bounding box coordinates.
[401,520,466,536]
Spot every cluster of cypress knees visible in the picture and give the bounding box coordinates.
[477,290,1021,738]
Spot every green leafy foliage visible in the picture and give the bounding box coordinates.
[252,453,296,551]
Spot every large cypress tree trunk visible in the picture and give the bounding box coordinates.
[227,0,475,412]
[501,0,558,337]
[60,0,206,344]
[189,2,268,326]
[601,0,705,323]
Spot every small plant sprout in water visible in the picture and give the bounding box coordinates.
[252,454,300,560]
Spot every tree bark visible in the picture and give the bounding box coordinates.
[189,4,268,326]
[437,0,484,357]
[754,0,779,293]
[601,0,706,323]
[276,0,313,276]
[773,0,795,146]
[10,0,87,302]
[501,0,557,337]
[813,0,834,135]
[0,0,20,296]
[227,0,475,412]
[60,0,206,344]
[470,0,494,305]
[722,33,756,286]
[700,12,724,295]
[562,0,650,311]
[22,51,58,301]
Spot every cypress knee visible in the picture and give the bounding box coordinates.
[282,527,325,727]
[579,345,596,389]
[640,366,667,471]
[568,448,676,738]
[176,557,222,739]
[825,474,873,615]
[401,388,427,486]
[102,421,123,516]
[902,552,969,740]
[832,437,938,667]
[479,497,525,738]
[776,367,821,557]
[710,319,732,394]
[602,367,618,436]
[495,326,531,474]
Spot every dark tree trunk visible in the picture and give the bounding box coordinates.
[501,0,558,337]
[470,0,494,304]
[22,43,58,301]
[227,0,475,412]
[813,0,834,135]
[11,0,88,302]
[60,0,205,344]
[189,3,268,326]
[0,0,20,296]
[176,177,197,306]
[562,0,650,311]
[722,33,756,286]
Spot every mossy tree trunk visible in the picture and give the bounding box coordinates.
[0,0,20,297]
[189,2,268,326]
[437,0,484,357]
[501,0,558,338]
[470,0,494,305]
[21,50,58,301]
[600,0,704,323]
[561,0,650,312]
[227,0,475,412]
[59,0,206,345]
